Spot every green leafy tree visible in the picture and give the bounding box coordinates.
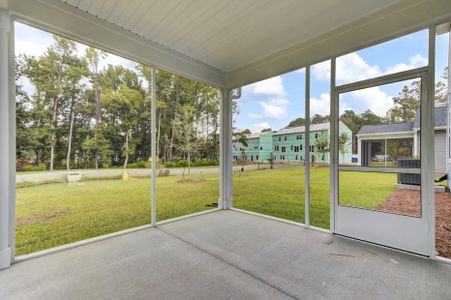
[311,114,329,124]
[287,117,305,127]
[175,104,196,174]
[387,81,420,122]
[85,47,107,169]
[338,132,350,163]
[103,83,143,169]
[314,131,329,163]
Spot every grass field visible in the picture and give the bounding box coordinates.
[16,167,396,255]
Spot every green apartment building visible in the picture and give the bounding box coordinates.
[233,122,353,164]
[233,132,273,162]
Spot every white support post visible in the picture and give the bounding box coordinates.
[425,26,436,258]
[305,66,311,227]
[8,11,16,263]
[0,8,11,270]
[220,88,233,209]
[330,58,337,234]
[219,89,224,209]
[447,26,451,188]
[151,67,157,226]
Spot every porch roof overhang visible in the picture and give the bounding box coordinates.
[3,0,451,89]
[356,131,415,141]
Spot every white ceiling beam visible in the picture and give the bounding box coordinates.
[8,0,226,88]
[226,0,451,89]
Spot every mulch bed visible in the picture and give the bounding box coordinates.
[377,188,451,258]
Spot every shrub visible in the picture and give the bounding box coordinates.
[176,159,187,167]
[193,159,219,167]
[21,163,47,172]
[164,162,175,168]
[127,159,162,169]
[128,161,151,169]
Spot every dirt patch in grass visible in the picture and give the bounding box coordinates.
[377,188,451,258]
[17,208,71,226]
[176,178,208,184]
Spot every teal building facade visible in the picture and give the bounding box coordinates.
[233,122,353,164]
[232,132,273,162]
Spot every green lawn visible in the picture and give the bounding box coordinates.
[16,167,396,255]
[233,167,396,228]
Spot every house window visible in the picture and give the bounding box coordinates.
[300,145,303,151]
[280,155,283,160]
[279,137,281,141]
[256,155,259,161]
[260,147,262,150]
[291,145,293,151]
[275,145,279,151]
[284,136,287,141]
[294,146,299,152]
[281,146,286,153]
[315,133,318,139]
[300,156,303,161]
[295,155,298,160]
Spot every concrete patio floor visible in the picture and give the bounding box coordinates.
[1,210,451,300]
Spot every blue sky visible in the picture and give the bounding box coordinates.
[14,22,449,133]
[234,29,449,132]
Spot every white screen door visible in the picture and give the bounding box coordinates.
[332,70,433,256]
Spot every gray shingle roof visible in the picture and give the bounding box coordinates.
[358,122,414,135]
[273,123,329,136]
[413,105,447,129]
[358,105,447,135]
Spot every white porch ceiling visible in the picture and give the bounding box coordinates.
[60,0,401,73]
[7,0,451,87]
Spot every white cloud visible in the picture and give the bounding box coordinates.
[15,39,49,57]
[311,52,427,84]
[350,86,393,116]
[312,53,381,83]
[311,88,393,118]
[384,54,427,74]
[241,75,289,120]
[260,99,288,119]
[309,52,428,117]
[248,112,262,119]
[251,122,271,129]
[310,93,330,116]
[252,76,285,95]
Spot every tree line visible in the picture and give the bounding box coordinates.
[16,35,220,171]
